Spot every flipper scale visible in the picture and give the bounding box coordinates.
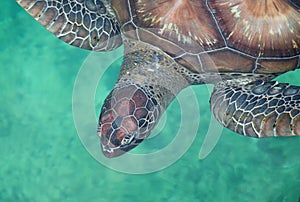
[17,0,122,51]
[211,80,300,138]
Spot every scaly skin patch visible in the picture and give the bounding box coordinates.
[211,80,300,137]
[17,0,122,51]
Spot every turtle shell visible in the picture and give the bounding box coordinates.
[111,0,300,74]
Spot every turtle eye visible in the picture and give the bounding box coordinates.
[121,132,135,146]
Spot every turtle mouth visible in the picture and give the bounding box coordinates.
[101,143,126,158]
[100,137,142,158]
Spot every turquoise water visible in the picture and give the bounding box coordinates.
[1,1,300,201]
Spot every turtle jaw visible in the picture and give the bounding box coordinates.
[100,141,132,158]
[101,143,125,158]
[100,133,143,158]
[98,122,143,158]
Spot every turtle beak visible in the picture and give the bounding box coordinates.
[98,121,141,158]
[100,136,142,158]
[100,142,127,158]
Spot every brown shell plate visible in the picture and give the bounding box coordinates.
[111,0,300,74]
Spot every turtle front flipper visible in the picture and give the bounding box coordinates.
[211,79,300,138]
[17,0,122,51]
[97,44,189,157]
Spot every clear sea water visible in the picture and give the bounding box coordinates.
[1,1,300,201]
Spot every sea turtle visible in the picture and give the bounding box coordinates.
[17,0,300,158]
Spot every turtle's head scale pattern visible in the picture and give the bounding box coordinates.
[98,83,159,157]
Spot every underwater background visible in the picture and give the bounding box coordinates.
[1,1,300,201]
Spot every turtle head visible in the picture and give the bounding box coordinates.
[98,84,161,158]
[97,45,189,158]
